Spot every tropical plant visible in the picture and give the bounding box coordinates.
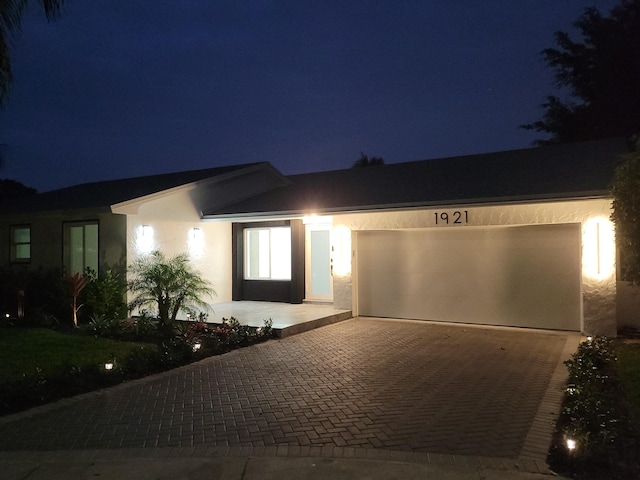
[64,271,89,328]
[127,251,214,330]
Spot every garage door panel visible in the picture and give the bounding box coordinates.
[357,225,581,330]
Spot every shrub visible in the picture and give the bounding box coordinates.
[85,269,127,320]
[550,336,638,478]
[127,251,215,330]
[88,314,124,338]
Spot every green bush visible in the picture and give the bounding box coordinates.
[85,269,127,320]
[550,337,639,478]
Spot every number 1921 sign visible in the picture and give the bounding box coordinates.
[434,210,469,225]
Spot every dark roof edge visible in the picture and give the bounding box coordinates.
[203,191,611,220]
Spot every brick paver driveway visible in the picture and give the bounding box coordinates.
[0,318,570,459]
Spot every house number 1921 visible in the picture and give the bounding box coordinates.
[434,210,468,225]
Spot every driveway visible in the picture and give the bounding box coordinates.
[0,318,576,461]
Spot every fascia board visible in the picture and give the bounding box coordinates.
[202,191,611,221]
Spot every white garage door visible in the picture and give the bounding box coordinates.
[357,224,581,330]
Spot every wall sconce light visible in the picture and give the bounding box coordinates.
[582,217,615,280]
[137,224,154,254]
[188,227,204,257]
[332,225,352,276]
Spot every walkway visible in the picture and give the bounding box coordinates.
[0,318,580,477]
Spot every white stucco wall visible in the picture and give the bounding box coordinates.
[125,189,233,309]
[332,198,617,335]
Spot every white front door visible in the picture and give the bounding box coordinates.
[305,224,333,302]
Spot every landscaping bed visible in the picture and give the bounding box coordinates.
[548,337,640,479]
[0,317,273,416]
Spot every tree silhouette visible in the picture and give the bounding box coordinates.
[352,152,385,168]
[0,0,63,106]
[522,0,640,144]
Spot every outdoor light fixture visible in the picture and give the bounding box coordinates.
[136,224,154,254]
[582,217,615,280]
[192,342,202,352]
[104,362,114,370]
[566,438,577,451]
[188,227,204,257]
[587,336,593,342]
[332,225,352,276]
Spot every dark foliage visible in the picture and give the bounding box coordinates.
[611,139,640,284]
[0,267,68,326]
[522,0,640,144]
[0,178,36,199]
[548,337,640,479]
[352,152,385,168]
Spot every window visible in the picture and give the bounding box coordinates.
[64,222,98,274]
[244,227,291,280]
[10,226,31,262]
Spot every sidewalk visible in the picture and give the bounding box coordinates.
[2,450,568,479]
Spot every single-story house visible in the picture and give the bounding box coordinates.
[0,137,636,336]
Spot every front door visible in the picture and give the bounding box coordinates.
[305,224,332,302]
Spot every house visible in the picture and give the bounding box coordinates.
[0,137,633,336]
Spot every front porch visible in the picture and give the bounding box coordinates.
[206,301,352,338]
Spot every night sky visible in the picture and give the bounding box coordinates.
[0,1,623,192]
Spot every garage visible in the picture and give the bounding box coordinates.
[356,223,582,330]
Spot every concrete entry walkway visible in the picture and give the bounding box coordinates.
[207,301,352,337]
[0,318,579,474]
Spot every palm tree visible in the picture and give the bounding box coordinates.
[352,152,385,168]
[0,0,63,106]
[128,251,215,329]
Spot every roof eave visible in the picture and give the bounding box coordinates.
[202,191,611,221]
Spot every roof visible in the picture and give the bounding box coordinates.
[0,163,267,215]
[204,137,631,219]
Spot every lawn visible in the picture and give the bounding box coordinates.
[0,328,154,384]
[616,341,640,424]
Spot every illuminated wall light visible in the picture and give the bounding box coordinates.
[136,224,154,254]
[582,217,615,280]
[188,227,204,257]
[331,225,352,276]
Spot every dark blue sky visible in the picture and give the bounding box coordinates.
[0,1,622,192]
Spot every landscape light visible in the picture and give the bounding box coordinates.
[104,362,114,370]
[192,342,202,352]
[566,438,577,451]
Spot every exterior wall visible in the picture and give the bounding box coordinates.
[126,190,232,305]
[332,198,617,336]
[0,209,126,274]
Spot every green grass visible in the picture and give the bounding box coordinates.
[0,328,154,384]
[616,342,640,424]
